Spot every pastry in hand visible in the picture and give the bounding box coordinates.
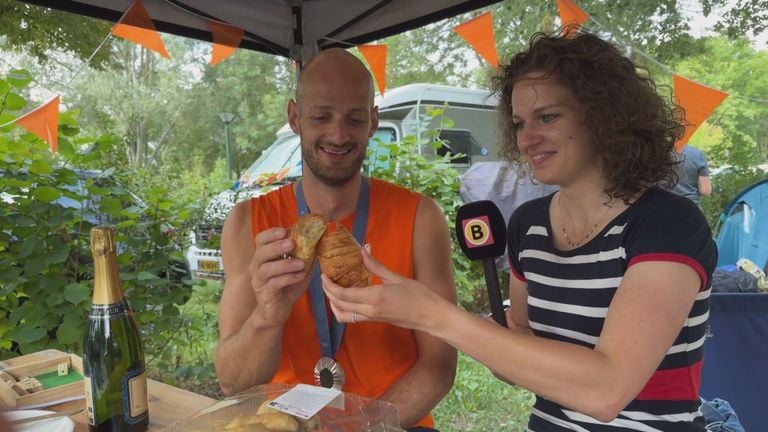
[317,223,370,287]
[288,214,328,275]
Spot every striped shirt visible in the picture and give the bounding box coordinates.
[508,188,717,431]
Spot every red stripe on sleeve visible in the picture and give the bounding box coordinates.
[636,360,702,400]
[510,264,526,282]
[629,253,709,291]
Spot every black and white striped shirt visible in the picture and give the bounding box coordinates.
[508,188,717,431]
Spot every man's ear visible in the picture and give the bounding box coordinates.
[288,99,300,134]
[369,106,379,138]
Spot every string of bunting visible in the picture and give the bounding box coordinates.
[3,0,763,154]
[448,0,744,152]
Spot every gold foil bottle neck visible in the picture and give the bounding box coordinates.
[90,226,116,257]
[90,226,123,305]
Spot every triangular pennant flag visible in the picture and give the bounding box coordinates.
[453,11,499,67]
[673,74,729,152]
[112,0,170,58]
[358,44,387,96]
[209,21,244,66]
[556,0,590,35]
[15,95,60,153]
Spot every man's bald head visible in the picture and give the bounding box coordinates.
[295,48,375,106]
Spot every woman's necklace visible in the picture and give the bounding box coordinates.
[557,194,612,248]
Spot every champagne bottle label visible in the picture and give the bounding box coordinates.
[89,301,131,319]
[84,376,95,426]
[122,367,149,423]
[126,370,148,418]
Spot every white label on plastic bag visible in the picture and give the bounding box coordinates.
[267,384,344,420]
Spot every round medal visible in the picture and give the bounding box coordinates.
[313,357,345,390]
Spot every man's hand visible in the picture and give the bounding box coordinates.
[249,227,309,327]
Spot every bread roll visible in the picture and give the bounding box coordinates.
[288,214,328,275]
[223,412,299,431]
[317,223,370,287]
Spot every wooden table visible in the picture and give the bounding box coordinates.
[51,379,216,431]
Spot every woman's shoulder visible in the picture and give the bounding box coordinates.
[631,187,703,218]
[514,192,555,216]
[508,192,555,229]
[626,187,712,238]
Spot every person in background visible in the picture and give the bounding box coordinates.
[671,144,712,207]
[322,29,717,431]
[214,48,456,431]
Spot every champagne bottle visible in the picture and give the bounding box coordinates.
[83,226,149,432]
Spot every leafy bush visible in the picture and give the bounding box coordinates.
[0,68,194,358]
[146,280,222,399]
[365,106,487,311]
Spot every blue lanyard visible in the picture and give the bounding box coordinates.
[295,178,369,358]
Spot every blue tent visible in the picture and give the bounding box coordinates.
[714,179,768,270]
[701,179,768,431]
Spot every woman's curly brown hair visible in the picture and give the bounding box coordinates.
[492,29,685,203]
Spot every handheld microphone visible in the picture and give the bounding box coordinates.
[455,200,508,327]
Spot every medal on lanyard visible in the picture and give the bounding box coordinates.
[295,178,369,390]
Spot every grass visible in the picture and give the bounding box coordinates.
[154,280,534,430]
[434,353,533,431]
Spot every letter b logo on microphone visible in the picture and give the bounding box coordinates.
[462,216,495,248]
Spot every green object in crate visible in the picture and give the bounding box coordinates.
[35,370,83,389]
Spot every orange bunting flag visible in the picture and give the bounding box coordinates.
[15,95,60,153]
[453,11,499,67]
[673,74,729,152]
[209,21,244,66]
[112,0,170,58]
[358,44,388,96]
[556,0,590,35]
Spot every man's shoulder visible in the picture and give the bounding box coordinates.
[684,145,707,160]
[370,177,422,200]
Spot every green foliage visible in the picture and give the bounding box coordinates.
[365,107,486,310]
[701,167,768,230]
[0,0,114,68]
[0,69,194,358]
[701,0,768,40]
[673,37,768,167]
[434,352,534,431]
[145,280,223,399]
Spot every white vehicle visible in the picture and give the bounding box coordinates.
[186,83,499,280]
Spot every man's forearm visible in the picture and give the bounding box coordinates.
[215,315,284,395]
[379,356,456,428]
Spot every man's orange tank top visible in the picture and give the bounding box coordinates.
[250,177,434,427]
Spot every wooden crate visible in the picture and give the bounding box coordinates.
[0,349,84,409]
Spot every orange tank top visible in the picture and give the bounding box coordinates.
[250,178,433,427]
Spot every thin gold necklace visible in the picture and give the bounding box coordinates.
[557,194,612,248]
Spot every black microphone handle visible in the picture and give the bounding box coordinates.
[482,259,508,327]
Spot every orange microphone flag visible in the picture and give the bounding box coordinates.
[209,21,244,66]
[453,11,499,67]
[15,95,60,153]
[112,0,170,58]
[358,44,387,96]
[673,74,729,152]
[556,0,589,35]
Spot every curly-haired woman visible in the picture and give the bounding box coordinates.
[323,29,717,431]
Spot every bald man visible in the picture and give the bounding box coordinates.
[215,49,456,430]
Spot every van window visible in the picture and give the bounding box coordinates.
[366,127,397,172]
[240,135,302,187]
[436,129,488,165]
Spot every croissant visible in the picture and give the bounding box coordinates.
[317,223,370,287]
[288,213,328,275]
